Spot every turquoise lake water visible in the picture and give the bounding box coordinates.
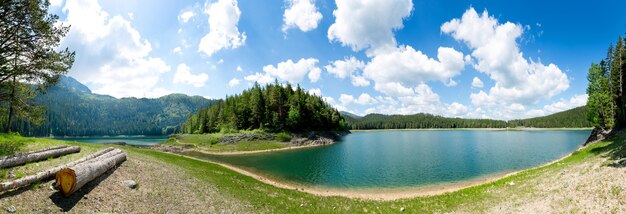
[192,130,591,189]
[55,136,167,146]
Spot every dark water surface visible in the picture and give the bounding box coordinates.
[191,130,591,189]
[55,136,167,146]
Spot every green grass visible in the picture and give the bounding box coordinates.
[1,132,623,212]
[166,131,290,152]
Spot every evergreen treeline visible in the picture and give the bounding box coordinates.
[5,76,213,136]
[345,106,590,130]
[344,113,508,129]
[508,106,591,128]
[182,82,346,134]
[586,35,626,129]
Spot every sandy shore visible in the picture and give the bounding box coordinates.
[166,146,579,201]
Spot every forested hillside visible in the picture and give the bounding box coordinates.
[509,106,592,128]
[182,82,345,134]
[344,106,590,130]
[11,76,213,136]
[344,113,509,129]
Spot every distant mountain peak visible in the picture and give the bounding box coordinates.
[340,111,362,119]
[58,76,91,94]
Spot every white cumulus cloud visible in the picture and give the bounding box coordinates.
[198,0,246,57]
[442,7,569,106]
[173,64,209,87]
[246,58,322,84]
[282,0,322,32]
[364,46,465,95]
[325,56,369,87]
[60,0,171,98]
[327,0,413,55]
[308,88,322,96]
[472,77,484,88]
[228,78,240,87]
[356,93,377,105]
[178,10,195,23]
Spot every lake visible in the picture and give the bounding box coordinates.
[190,130,591,190]
[55,136,168,146]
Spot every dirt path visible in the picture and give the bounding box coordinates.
[0,149,252,213]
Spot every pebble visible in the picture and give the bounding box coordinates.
[5,206,16,213]
[560,170,568,175]
[300,203,304,207]
[122,180,138,189]
[400,207,405,212]
[508,181,515,186]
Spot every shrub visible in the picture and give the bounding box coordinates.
[275,132,292,142]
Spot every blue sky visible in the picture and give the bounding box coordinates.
[48,0,626,120]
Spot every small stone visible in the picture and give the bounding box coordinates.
[508,181,515,186]
[83,195,88,200]
[300,203,304,207]
[6,206,16,213]
[400,207,405,212]
[122,180,137,189]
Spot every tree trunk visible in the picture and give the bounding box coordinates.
[0,146,80,168]
[55,150,126,196]
[5,76,16,132]
[0,147,114,192]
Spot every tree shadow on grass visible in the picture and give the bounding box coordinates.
[590,130,626,168]
[49,167,116,212]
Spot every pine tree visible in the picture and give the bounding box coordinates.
[0,0,75,132]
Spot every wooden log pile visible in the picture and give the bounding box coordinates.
[55,148,126,196]
[0,148,126,194]
[0,146,81,168]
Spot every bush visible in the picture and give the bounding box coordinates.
[275,132,292,142]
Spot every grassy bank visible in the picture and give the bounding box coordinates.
[0,132,625,212]
[163,130,291,152]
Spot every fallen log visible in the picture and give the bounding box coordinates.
[55,151,127,196]
[1,146,69,159]
[0,148,115,192]
[0,146,81,168]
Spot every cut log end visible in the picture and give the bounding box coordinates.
[55,168,77,197]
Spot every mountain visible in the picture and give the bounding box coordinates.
[344,106,590,130]
[340,111,362,119]
[13,76,214,136]
[508,106,591,128]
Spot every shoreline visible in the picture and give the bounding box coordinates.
[192,142,333,155]
[166,146,579,201]
[350,127,593,132]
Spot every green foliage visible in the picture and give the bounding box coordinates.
[7,76,213,136]
[586,34,626,128]
[586,63,615,128]
[344,113,509,129]
[0,0,75,132]
[275,132,291,142]
[346,106,591,129]
[0,141,22,156]
[510,106,593,128]
[182,83,345,134]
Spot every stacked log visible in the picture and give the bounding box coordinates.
[0,146,81,168]
[55,149,126,196]
[0,148,114,192]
